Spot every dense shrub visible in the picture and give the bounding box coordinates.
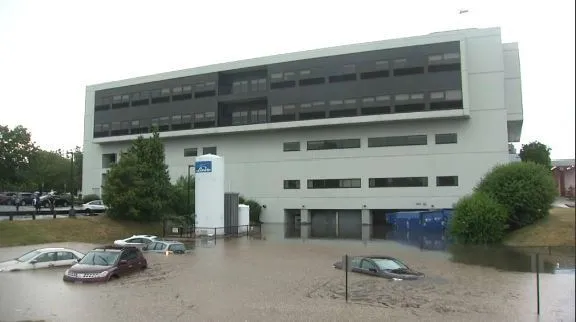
[475,161,557,229]
[239,196,263,223]
[449,192,508,244]
[82,194,100,203]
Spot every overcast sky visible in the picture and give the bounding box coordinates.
[0,0,574,159]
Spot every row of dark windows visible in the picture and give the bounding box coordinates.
[93,89,463,138]
[183,146,217,157]
[283,133,457,152]
[283,176,459,189]
[94,52,461,112]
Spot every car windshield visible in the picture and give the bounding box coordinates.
[16,250,42,262]
[169,244,186,252]
[372,258,408,270]
[79,251,120,266]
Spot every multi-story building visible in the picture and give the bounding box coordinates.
[83,27,523,232]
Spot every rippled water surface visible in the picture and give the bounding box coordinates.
[0,224,574,322]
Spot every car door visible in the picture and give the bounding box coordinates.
[124,238,144,248]
[360,259,379,276]
[154,242,167,253]
[31,252,57,269]
[55,251,78,267]
[118,249,139,274]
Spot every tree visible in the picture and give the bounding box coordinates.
[475,162,557,229]
[519,141,552,168]
[23,150,70,192]
[102,130,172,222]
[449,192,508,244]
[169,175,195,220]
[73,146,83,192]
[0,125,38,187]
[239,196,263,223]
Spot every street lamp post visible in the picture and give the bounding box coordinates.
[67,151,76,217]
[187,164,194,228]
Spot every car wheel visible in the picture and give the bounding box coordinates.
[62,201,68,207]
[108,274,119,281]
[85,209,92,216]
[20,200,26,206]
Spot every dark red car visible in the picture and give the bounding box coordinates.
[63,246,147,283]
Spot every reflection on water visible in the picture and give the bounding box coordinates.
[278,223,575,274]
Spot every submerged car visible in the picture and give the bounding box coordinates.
[113,235,158,249]
[63,246,147,283]
[333,255,424,280]
[0,247,85,272]
[142,240,187,254]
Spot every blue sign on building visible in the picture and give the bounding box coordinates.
[195,161,212,173]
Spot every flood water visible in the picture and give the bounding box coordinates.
[0,224,574,322]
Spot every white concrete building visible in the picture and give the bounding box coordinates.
[82,27,523,228]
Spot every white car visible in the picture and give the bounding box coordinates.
[113,235,158,249]
[0,247,85,272]
[82,199,107,215]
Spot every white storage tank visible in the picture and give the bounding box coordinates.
[238,204,250,233]
[194,154,225,235]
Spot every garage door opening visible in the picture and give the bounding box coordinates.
[371,209,421,239]
[284,209,301,238]
[310,210,361,239]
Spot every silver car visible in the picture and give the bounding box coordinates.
[0,247,85,272]
[142,241,187,254]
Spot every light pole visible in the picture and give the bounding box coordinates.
[187,164,194,228]
[66,150,76,217]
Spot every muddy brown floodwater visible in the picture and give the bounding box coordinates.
[0,229,574,322]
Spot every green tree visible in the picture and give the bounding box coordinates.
[475,161,557,229]
[73,146,83,192]
[0,125,38,187]
[24,150,70,192]
[239,196,263,223]
[449,192,508,244]
[169,175,195,219]
[519,141,552,168]
[102,130,172,222]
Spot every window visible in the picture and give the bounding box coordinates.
[307,179,361,189]
[270,104,296,122]
[184,148,198,157]
[95,97,111,111]
[369,177,428,188]
[299,77,325,86]
[436,176,458,187]
[361,96,391,115]
[428,52,461,73]
[435,133,457,144]
[360,259,378,271]
[102,153,117,168]
[57,252,76,260]
[94,123,110,137]
[283,180,300,189]
[158,116,170,132]
[194,112,216,128]
[328,73,356,83]
[130,120,141,134]
[172,85,193,101]
[430,89,463,110]
[394,92,426,113]
[392,58,425,76]
[35,252,56,263]
[131,91,150,106]
[111,95,130,109]
[368,135,427,147]
[250,109,267,123]
[283,142,300,152]
[232,111,249,125]
[270,80,296,89]
[203,146,217,155]
[360,60,390,79]
[195,82,216,98]
[307,139,361,150]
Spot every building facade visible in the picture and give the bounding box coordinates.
[82,27,524,230]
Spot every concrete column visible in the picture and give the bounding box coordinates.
[300,209,310,225]
[300,224,311,240]
[361,209,371,225]
[362,225,371,246]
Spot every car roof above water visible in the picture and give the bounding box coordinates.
[36,247,77,252]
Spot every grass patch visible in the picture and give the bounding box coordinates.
[0,216,163,247]
[504,208,575,247]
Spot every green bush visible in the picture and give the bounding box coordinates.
[475,161,557,229]
[239,196,263,223]
[449,192,509,244]
[82,194,100,203]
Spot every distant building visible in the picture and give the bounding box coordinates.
[82,27,523,229]
[552,159,575,198]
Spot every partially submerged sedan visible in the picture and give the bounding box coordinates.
[63,245,147,283]
[142,240,187,254]
[333,256,424,280]
[0,247,85,272]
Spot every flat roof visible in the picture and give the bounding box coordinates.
[87,27,501,91]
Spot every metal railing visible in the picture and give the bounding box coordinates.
[162,223,262,242]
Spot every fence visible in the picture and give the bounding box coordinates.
[162,221,262,242]
[0,208,94,220]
